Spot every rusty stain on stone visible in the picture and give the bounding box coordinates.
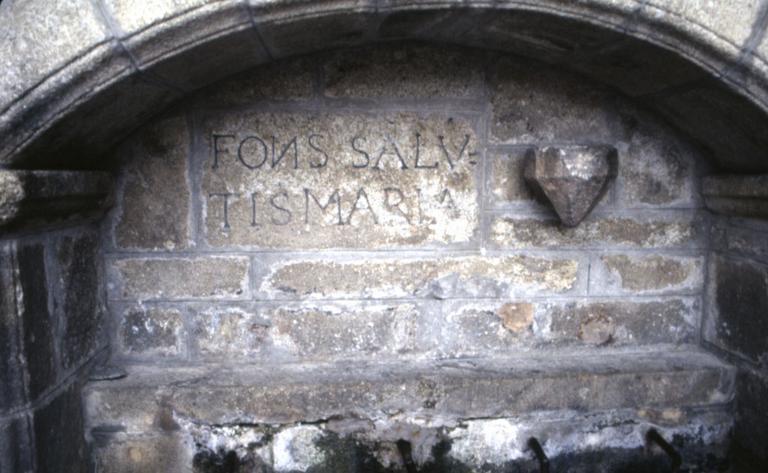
[496,303,534,333]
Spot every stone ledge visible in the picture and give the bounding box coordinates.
[85,348,734,433]
[703,175,768,219]
[0,170,113,231]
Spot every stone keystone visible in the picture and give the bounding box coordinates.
[524,145,616,227]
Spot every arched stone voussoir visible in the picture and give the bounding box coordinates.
[2,0,768,171]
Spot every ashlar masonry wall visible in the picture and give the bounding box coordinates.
[103,44,708,365]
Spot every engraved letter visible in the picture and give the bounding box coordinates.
[384,187,411,224]
[438,134,470,169]
[347,188,379,225]
[250,192,260,227]
[269,191,292,225]
[272,136,298,169]
[308,134,329,169]
[413,133,437,169]
[304,188,342,225]
[209,192,237,230]
[212,133,235,170]
[373,139,409,170]
[351,136,370,168]
[238,136,268,169]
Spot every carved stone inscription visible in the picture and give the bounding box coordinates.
[202,112,480,248]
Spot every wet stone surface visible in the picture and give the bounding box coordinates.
[200,111,481,249]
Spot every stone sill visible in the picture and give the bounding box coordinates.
[85,347,734,432]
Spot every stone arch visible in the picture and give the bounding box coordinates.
[1,0,768,171]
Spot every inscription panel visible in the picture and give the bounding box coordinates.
[200,112,480,249]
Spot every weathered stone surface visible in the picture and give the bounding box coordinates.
[54,231,106,369]
[569,36,707,97]
[324,44,484,98]
[0,170,113,230]
[84,350,734,432]
[489,149,535,205]
[86,407,732,473]
[109,257,250,300]
[252,2,376,58]
[113,116,190,250]
[653,80,768,173]
[260,255,581,299]
[34,382,88,473]
[91,434,190,473]
[104,0,265,91]
[490,214,700,249]
[201,111,480,249]
[0,415,34,473]
[17,243,57,402]
[546,299,698,346]
[441,298,696,352]
[193,302,421,361]
[0,0,111,112]
[0,244,25,411]
[591,254,703,295]
[641,0,761,59]
[488,57,618,144]
[120,307,185,358]
[703,174,768,219]
[711,220,768,264]
[189,56,316,106]
[618,121,697,207]
[524,145,615,226]
[733,368,768,466]
[707,256,768,365]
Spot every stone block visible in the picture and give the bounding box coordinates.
[187,56,316,107]
[266,302,421,360]
[707,256,768,365]
[112,116,191,251]
[0,170,113,231]
[191,302,432,361]
[323,44,485,99]
[259,254,581,299]
[199,111,481,249]
[440,298,697,353]
[119,306,185,358]
[488,56,619,144]
[617,121,697,208]
[490,213,701,249]
[0,415,34,473]
[590,254,703,295]
[703,174,768,219]
[710,221,768,264]
[488,149,536,206]
[109,257,250,301]
[17,243,57,402]
[546,298,698,346]
[54,231,106,369]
